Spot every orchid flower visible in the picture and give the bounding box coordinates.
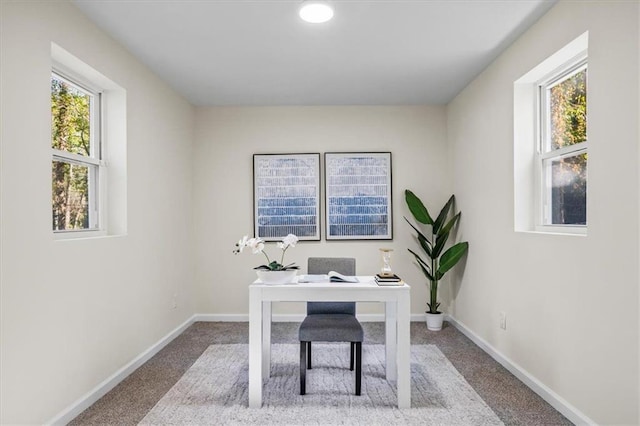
[233,233,299,271]
[253,242,265,254]
[233,235,249,254]
[282,234,298,248]
[278,234,298,265]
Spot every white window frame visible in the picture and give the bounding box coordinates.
[51,68,106,237]
[514,31,588,236]
[534,56,588,235]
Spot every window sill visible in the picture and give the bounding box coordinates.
[518,227,587,237]
[53,230,110,241]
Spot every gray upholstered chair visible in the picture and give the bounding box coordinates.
[299,257,363,395]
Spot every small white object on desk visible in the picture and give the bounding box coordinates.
[297,274,328,283]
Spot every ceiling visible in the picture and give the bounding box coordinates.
[72,0,556,106]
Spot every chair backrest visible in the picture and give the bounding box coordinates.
[307,257,356,315]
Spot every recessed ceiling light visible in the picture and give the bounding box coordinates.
[299,1,334,24]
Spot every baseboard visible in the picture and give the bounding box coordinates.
[195,313,428,322]
[195,313,250,322]
[47,314,197,425]
[445,314,596,426]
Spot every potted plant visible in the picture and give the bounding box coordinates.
[233,233,300,284]
[405,190,469,330]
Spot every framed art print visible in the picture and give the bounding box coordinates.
[325,152,392,240]
[253,153,321,241]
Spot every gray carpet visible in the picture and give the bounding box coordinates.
[70,322,572,425]
[140,343,503,425]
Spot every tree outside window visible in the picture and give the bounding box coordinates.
[541,64,587,226]
[51,72,100,231]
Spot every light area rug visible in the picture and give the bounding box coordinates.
[140,344,503,425]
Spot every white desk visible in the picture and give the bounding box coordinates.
[248,276,411,408]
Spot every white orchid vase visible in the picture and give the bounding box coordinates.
[233,234,300,271]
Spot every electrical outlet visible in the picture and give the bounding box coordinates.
[499,311,507,330]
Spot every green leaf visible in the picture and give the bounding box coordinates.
[418,234,432,258]
[432,231,449,258]
[433,195,455,234]
[405,190,433,225]
[426,302,440,314]
[438,212,460,238]
[408,249,431,271]
[436,242,469,278]
[268,261,283,270]
[281,263,300,270]
[253,265,271,270]
[408,249,434,281]
[404,217,431,247]
[417,262,435,282]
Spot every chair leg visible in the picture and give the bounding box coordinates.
[307,341,312,369]
[355,342,362,396]
[300,341,306,395]
[350,342,355,371]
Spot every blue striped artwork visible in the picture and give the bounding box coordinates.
[325,152,392,240]
[254,154,320,240]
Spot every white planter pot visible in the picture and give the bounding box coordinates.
[425,312,444,331]
[255,270,298,285]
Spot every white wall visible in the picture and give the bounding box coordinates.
[192,106,450,316]
[447,1,639,424]
[0,2,196,423]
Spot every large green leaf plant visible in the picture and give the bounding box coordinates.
[405,190,469,314]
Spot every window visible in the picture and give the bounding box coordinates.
[538,62,587,227]
[51,71,103,232]
[514,32,588,235]
[51,43,128,239]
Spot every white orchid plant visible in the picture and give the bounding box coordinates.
[233,233,300,271]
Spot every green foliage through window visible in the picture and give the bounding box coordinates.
[549,69,587,150]
[543,65,587,226]
[51,73,96,231]
[52,161,90,230]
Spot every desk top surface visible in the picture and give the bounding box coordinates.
[251,275,410,289]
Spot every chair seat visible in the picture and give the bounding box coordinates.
[299,314,364,342]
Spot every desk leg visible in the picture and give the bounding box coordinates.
[384,301,397,381]
[262,301,271,381]
[396,291,411,409]
[248,287,262,408]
